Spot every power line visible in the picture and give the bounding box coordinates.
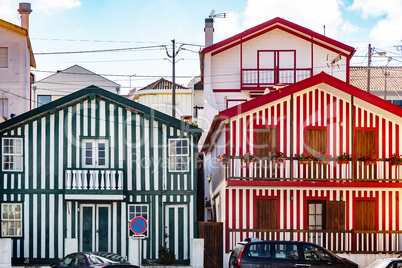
[34,45,166,55]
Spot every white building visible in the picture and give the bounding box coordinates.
[32,65,120,108]
[0,3,35,119]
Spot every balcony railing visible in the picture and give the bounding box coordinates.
[227,228,402,254]
[241,69,312,89]
[65,169,123,190]
[223,157,402,182]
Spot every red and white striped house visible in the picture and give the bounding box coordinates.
[201,72,402,267]
[200,16,402,267]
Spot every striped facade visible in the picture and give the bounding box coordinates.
[203,73,402,266]
[0,86,200,265]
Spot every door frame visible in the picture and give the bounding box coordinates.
[79,203,112,252]
[164,203,189,261]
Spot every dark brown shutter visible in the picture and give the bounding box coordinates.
[356,130,376,156]
[256,128,277,157]
[326,201,345,230]
[0,48,8,67]
[305,129,327,155]
[256,199,277,229]
[355,201,376,230]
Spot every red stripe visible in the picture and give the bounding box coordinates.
[315,89,319,126]
[296,96,301,155]
[308,91,313,126]
[389,191,392,231]
[382,191,386,230]
[321,91,324,127]
[283,101,287,157]
[346,102,350,154]
[396,125,400,155]
[239,189,243,241]
[225,188,229,252]
[396,191,399,231]
[245,189,250,230]
[239,118,243,156]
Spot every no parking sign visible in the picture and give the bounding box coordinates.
[130,216,148,235]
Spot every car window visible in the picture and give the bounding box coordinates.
[89,252,129,264]
[302,244,332,261]
[74,254,87,266]
[58,255,74,267]
[392,262,402,268]
[231,244,245,259]
[247,243,271,258]
[274,243,299,259]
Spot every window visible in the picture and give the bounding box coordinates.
[0,48,8,68]
[169,138,189,172]
[256,128,277,157]
[308,201,325,244]
[82,139,108,168]
[2,138,23,171]
[1,203,22,237]
[305,129,327,155]
[302,244,332,261]
[37,95,51,107]
[247,243,271,258]
[274,243,299,259]
[128,204,148,237]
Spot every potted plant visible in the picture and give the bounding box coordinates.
[294,152,315,164]
[386,154,402,166]
[242,152,258,163]
[358,154,378,165]
[337,153,354,164]
[272,151,286,163]
[207,174,211,182]
[315,152,332,165]
[217,154,229,164]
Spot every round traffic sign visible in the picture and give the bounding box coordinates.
[130,216,148,234]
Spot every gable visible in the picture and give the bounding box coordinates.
[205,17,355,58]
[0,86,201,137]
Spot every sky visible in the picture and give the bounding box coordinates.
[2,0,402,94]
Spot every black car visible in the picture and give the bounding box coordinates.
[228,239,360,268]
[50,252,139,268]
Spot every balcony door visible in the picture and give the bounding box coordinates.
[80,204,111,252]
[82,139,109,168]
[258,50,295,85]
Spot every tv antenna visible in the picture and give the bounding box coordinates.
[326,53,341,75]
[209,9,227,21]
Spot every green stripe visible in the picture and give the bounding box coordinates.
[71,105,77,168]
[116,202,121,253]
[45,115,50,190]
[96,99,100,137]
[149,117,154,191]
[131,113,136,191]
[55,112,60,190]
[140,116,145,191]
[168,207,175,252]
[71,201,76,238]
[45,194,49,258]
[54,194,59,258]
[178,207,184,259]
[88,100,92,136]
[158,123,163,191]
[36,194,41,257]
[37,120,41,189]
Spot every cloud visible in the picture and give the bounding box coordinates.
[36,0,82,13]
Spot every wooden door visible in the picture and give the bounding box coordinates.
[355,131,376,179]
[256,199,277,229]
[305,129,327,155]
[256,128,277,157]
[355,200,376,251]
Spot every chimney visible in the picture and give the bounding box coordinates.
[205,18,214,47]
[18,2,32,31]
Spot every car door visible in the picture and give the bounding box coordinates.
[300,243,340,268]
[270,242,302,268]
[240,242,272,268]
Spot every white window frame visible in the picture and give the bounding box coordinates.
[0,48,8,68]
[168,138,189,172]
[2,137,23,172]
[82,139,109,168]
[1,203,22,237]
[128,204,149,238]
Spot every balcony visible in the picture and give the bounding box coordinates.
[223,157,402,182]
[65,169,124,190]
[241,68,312,89]
[227,228,402,253]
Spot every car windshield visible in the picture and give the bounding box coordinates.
[89,253,129,264]
[366,259,392,268]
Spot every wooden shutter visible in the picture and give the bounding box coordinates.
[0,48,8,67]
[326,201,345,230]
[355,201,376,230]
[305,129,327,155]
[356,130,376,156]
[256,199,277,229]
[256,128,277,157]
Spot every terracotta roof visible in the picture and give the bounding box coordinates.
[204,17,355,57]
[350,66,402,90]
[139,78,188,91]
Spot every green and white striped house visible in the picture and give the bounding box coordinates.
[0,86,201,266]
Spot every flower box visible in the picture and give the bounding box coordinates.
[317,160,329,165]
[337,159,349,165]
[299,160,312,165]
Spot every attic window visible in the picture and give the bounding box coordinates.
[0,48,8,68]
